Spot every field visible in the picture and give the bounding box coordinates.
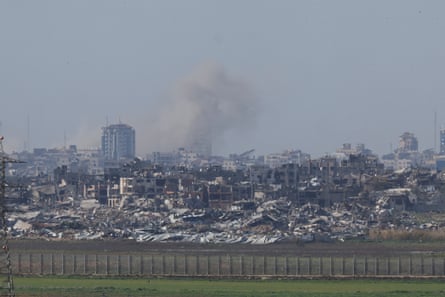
[13,277,445,297]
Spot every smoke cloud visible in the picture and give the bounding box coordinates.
[140,62,258,155]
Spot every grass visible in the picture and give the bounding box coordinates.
[12,277,445,297]
[368,228,445,241]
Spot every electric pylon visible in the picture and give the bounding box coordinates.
[0,136,15,297]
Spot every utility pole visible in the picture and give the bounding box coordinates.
[0,136,15,297]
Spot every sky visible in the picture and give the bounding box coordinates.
[1,0,445,158]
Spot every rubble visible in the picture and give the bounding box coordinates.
[4,147,445,244]
[4,187,443,245]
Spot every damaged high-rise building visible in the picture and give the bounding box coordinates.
[101,123,136,161]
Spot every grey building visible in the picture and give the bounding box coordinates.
[398,132,418,153]
[101,123,135,161]
[440,128,445,155]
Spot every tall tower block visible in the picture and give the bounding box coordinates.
[440,128,445,155]
[101,123,136,161]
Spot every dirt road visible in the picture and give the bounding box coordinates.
[9,239,444,256]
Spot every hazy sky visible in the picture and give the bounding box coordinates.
[1,1,445,157]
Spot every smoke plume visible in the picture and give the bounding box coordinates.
[140,63,258,155]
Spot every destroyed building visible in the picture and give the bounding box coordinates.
[4,139,445,244]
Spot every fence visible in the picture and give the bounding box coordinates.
[9,252,445,278]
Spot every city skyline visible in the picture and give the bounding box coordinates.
[2,1,445,157]
[0,120,437,161]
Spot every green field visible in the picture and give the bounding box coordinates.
[13,277,445,297]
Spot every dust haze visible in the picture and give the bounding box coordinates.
[137,63,259,155]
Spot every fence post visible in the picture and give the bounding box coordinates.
[375,257,378,275]
[409,256,412,275]
[17,254,22,274]
[443,258,445,276]
[229,255,232,276]
[263,256,266,275]
[129,255,132,275]
[83,254,86,275]
[250,256,256,275]
[95,255,98,275]
[432,257,435,276]
[274,256,277,276]
[319,257,323,276]
[285,256,289,275]
[308,257,312,276]
[421,255,424,275]
[162,255,165,275]
[106,255,109,275]
[330,257,334,276]
[61,254,66,275]
[364,256,368,275]
[40,254,43,275]
[51,254,54,275]
[151,255,154,275]
[29,254,32,274]
[140,255,144,275]
[240,256,243,276]
[184,255,187,275]
[73,254,77,274]
[207,255,210,276]
[341,257,345,275]
[352,256,356,276]
[386,257,390,275]
[18,253,22,273]
[173,255,177,276]
[117,255,121,275]
[397,256,401,275]
[296,257,300,275]
[217,255,221,276]
[61,254,65,275]
[126,255,129,275]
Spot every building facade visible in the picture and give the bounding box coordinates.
[440,128,445,155]
[101,123,135,161]
[398,132,418,153]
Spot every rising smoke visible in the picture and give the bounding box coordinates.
[140,62,259,155]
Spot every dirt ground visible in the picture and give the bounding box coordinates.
[8,239,445,257]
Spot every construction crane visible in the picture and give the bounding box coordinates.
[239,149,255,159]
[0,136,15,297]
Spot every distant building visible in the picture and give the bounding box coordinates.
[264,150,310,168]
[398,132,418,153]
[101,123,135,161]
[440,128,445,155]
[382,132,422,170]
[152,151,179,167]
[436,155,445,171]
[336,143,373,156]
